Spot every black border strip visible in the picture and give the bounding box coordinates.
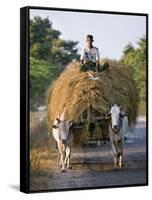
[20,7,30,193]
[27,5,147,16]
[20,6,148,194]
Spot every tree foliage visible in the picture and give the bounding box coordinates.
[29,16,80,109]
[30,16,79,64]
[121,37,147,103]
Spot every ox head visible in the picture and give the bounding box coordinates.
[53,108,73,144]
[106,104,127,133]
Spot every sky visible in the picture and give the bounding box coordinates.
[30,9,146,60]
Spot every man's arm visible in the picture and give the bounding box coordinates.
[96,60,100,71]
[96,48,100,72]
[80,49,84,65]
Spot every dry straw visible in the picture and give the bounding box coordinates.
[46,61,139,145]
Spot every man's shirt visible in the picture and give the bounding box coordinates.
[80,46,100,63]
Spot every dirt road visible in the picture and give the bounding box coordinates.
[47,118,147,190]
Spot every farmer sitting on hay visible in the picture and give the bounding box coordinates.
[80,34,109,73]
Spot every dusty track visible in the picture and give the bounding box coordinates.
[47,119,147,190]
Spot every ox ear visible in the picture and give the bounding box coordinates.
[119,113,124,118]
[120,111,127,118]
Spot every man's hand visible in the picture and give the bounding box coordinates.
[96,64,100,72]
[80,59,84,65]
[96,60,100,72]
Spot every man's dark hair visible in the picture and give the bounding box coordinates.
[86,34,94,40]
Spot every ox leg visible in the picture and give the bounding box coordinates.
[56,142,62,169]
[111,144,117,168]
[65,146,72,169]
[59,156,62,169]
[117,141,124,168]
[117,151,123,168]
[116,152,123,168]
[119,153,123,168]
[110,139,118,168]
[58,142,66,172]
[60,153,66,172]
[114,155,118,169]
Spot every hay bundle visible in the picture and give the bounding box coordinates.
[46,61,139,144]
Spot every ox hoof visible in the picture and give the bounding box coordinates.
[61,169,66,173]
[67,165,72,170]
[113,164,118,170]
[119,163,124,168]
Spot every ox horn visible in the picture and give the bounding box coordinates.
[105,111,111,119]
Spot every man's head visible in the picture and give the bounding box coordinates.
[86,34,94,48]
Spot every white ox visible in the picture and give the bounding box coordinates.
[107,104,128,168]
[52,108,73,172]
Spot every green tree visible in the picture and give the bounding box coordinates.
[122,42,135,55]
[29,16,80,109]
[30,16,79,64]
[121,37,147,112]
[30,57,52,109]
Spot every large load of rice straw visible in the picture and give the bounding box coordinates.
[46,61,139,145]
